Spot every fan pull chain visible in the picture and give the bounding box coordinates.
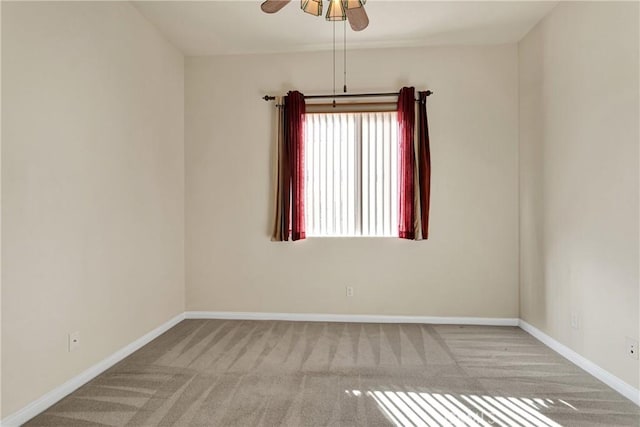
[332,20,336,108]
[343,19,347,93]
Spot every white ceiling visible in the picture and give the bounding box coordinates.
[132,1,557,56]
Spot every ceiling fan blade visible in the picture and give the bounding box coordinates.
[346,5,368,31]
[260,0,291,14]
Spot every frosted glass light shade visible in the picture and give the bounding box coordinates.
[301,0,322,16]
[326,0,346,21]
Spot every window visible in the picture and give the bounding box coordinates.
[304,112,399,237]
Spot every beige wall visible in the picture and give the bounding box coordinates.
[519,1,639,389]
[0,1,3,419]
[185,45,519,317]
[1,2,185,417]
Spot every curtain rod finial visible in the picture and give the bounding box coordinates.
[263,95,276,101]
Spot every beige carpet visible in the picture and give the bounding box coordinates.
[25,320,640,426]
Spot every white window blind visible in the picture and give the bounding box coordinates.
[304,112,399,237]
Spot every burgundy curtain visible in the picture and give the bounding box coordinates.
[397,87,431,240]
[275,91,306,241]
[398,87,415,239]
[416,91,431,238]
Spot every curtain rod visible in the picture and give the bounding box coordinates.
[262,90,433,102]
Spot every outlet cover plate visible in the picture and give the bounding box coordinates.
[626,337,638,360]
[69,331,80,352]
[570,313,580,330]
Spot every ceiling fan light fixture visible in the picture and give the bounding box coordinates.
[341,0,364,10]
[326,0,346,21]
[301,0,322,16]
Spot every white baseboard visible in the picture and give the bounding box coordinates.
[0,313,186,427]
[185,311,520,326]
[519,319,640,406]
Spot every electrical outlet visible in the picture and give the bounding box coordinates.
[346,286,354,297]
[570,313,580,330]
[626,337,638,360]
[69,331,80,352]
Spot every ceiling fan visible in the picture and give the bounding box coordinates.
[261,0,369,31]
